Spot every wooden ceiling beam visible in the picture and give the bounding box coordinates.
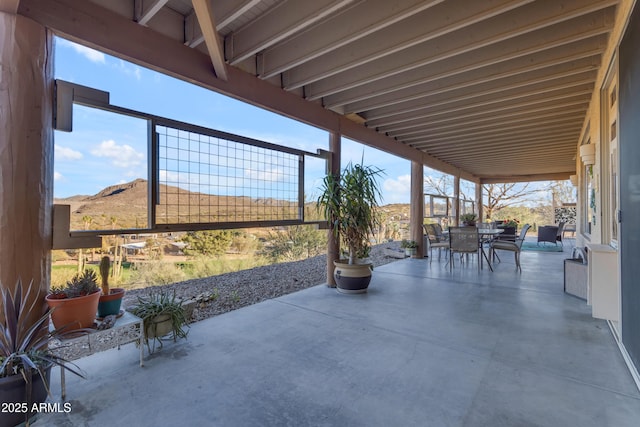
[279,0,528,88]
[378,99,589,135]
[441,144,577,160]
[17,0,477,182]
[134,0,169,26]
[224,0,356,65]
[402,120,582,144]
[286,0,614,92]
[330,39,604,111]
[372,79,594,131]
[304,6,615,100]
[258,0,445,79]
[412,129,580,151]
[214,0,262,30]
[375,85,594,133]
[393,114,584,141]
[350,59,598,118]
[192,0,228,80]
[481,173,573,183]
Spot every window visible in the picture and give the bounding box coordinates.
[602,65,619,247]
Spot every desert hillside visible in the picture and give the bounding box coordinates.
[55,179,410,231]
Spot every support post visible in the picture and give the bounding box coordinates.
[410,161,424,258]
[0,12,53,320]
[326,131,340,287]
[453,175,460,226]
[476,182,484,222]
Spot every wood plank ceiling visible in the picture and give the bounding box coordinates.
[20,0,619,182]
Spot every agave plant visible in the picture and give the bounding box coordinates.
[48,269,100,299]
[0,280,86,388]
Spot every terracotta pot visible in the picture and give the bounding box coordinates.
[46,291,100,331]
[98,288,126,318]
[0,367,50,427]
[333,260,373,294]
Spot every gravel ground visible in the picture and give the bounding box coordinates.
[57,242,405,360]
[123,241,404,322]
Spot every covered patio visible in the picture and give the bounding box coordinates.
[34,246,640,426]
[2,1,640,424]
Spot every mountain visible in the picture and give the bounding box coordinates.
[55,179,372,231]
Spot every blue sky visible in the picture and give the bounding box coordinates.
[53,37,416,204]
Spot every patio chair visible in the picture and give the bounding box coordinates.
[556,221,566,246]
[537,225,557,245]
[490,224,531,272]
[538,221,565,246]
[424,223,449,261]
[448,226,480,272]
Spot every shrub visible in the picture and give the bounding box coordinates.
[130,261,186,287]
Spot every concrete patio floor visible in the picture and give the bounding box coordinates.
[35,240,640,426]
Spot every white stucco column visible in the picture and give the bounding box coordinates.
[0,11,53,301]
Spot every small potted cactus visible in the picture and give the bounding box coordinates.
[97,256,126,318]
[46,269,101,331]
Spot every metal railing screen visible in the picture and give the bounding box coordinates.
[155,124,300,226]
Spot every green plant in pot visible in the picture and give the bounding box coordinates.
[46,269,101,331]
[97,256,125,318]
[1,280,86,426]
[129,290,188,353]
[401,239,419,256]
[317,161,384,294]
[460,213,478,226]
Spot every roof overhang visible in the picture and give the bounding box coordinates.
[17,0,626,183]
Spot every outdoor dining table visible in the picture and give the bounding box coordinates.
[443,227,504,271]
[477,228,504,271]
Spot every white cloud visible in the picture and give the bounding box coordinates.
[55,145,83,160]
[382,175,411,204]
[54,172,63,181]
[116,59,142,81]
[58,39,105,63]
[91,140,144,168]
[383,174,410,193]
[245,167,285,182]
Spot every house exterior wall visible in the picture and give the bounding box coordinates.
[573,0,639,380]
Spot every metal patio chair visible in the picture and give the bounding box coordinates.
[490,224,531,272]
[424,223,449,261]
[448,226,480,272]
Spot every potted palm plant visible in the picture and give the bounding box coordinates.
[1,280,86,426]
[317,161,384,293]
[46,269,101,331]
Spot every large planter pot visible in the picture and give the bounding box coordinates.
[0,367,50,427]
[98,288,126,318]
[46,291,101,331]
[333,260,373,294]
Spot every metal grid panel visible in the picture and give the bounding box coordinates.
[155,124,300,226]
